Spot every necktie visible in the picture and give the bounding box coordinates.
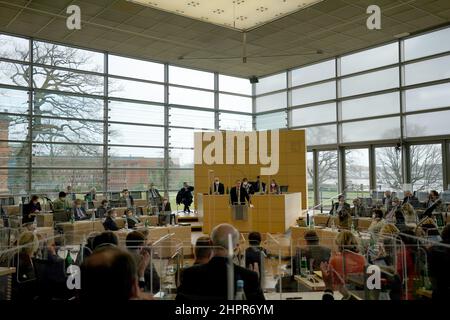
[237,188,241,204]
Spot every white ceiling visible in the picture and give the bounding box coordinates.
[0,0,449,78]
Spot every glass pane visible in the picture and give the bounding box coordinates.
[0,169,28,195]
[109,123,164,147]
[291,81,336,106]
[32,169,103,193]
[219,74,251,95]
[108,169,164,191]
[169,170,194,190]
[0,115,28,141]
[33,41,103,72]
[219,112,253,131]
[342,117,400,143]
[34,91,103,120]
[169,108,215,129]
[0,142,29,167]
[109,101,164,125]
[0,61,29,86]
[169,66,213,89]
[109,78,164,102]
[341,43,398,75]
[405,83,450,112]
[405,55,450,86]
[0,34,29,61]
[405,27,450,61]
[169,86,214,108]
[255,92,287,113]
[303,125,337,146]
[169,148,194,168]
[219,93,252,113]
[307,151,314,207]
[341,92,399,120]
[0,88,29,114]
[256,111,286,130]
[341,67,399,97]
[291,103,336,126]
[406,110,450,137]
[318,150,338,208]
[32,117,103,144]
[169,128,194,148]
[256,73,286,95]
[345,149,370,196]
[32,143,103,168]
[108,55,164,82]
[34,67,103,95]
[375,147,402,192]
[410,144,443,191]
[291,60,335,86]
[109,146,164,168]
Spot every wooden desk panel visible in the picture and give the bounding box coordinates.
[35,213,53,228]
[57,220,104,245]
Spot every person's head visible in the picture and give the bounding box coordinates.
[372,209,383,220]
[214,177,220,184]
[335,230,359,253]
[401,202,415,215]
[380,223,400,236]
[125,209,133,217]
[101,199,108,207]
[256,176,261,182]
[149,182,155,189]
[30,195,39,204]
[304,230,319,245]
[384,190,391,197]
[338,194,345,204]
[90,187,96,194]
[107,209,117,219]
[271,179,276,187]
[405,190,412,197]
[352,198,361,206]
[18,231,39,256]
[235,180,241,188]
[194,236,213,263]
[80,246,139,301]
[211,223,239,256]
[125,230,145,249]
[92,231,118,250]
[67,185,72,192]
[441,224,450,244]
[242,178,248,186]
[248,232,262,246]
[58,191,66,200]
[183,182,188,188]
[122,189,129,197]
[74,199,82,208]
[162,197,168,204]
[429,190,439,200]
[392,197,400,206]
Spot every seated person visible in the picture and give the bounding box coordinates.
[402,190,418,204]
[352,198,366,218]
[120,189,134,209]
[293,230,331,273]
[22,195,41,225]
[125,231,160,294]
[92,231,119,251]
[52,191,71,213]
[176,223,265,301]
[368,209,385,235]
[330,195,352,229]
[329,194,351,215]
[96,199,109,219]
[401,202,417,224]
[252,176,266,194]
[329,231,366,283]
[103,209,119,231]
[125,209,142,229]
[210,177,225,195]
[159,197,175,225]
[80,246,152,301]
[269,179,280,195]
[428,224,450,300]
[192,236,213,266]
[245,232,266,277]
[72,199,89,221]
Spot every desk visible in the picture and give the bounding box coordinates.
[313,214,373,231]
[56,220,104,245]
[198,193,301,234]
[115,215,158,229]
[291,226,339,249]
[35,213,53,228]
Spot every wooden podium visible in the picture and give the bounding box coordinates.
[197,193,301,234]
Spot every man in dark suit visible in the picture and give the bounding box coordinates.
[252,176,266,194]
[176,182,194,214]
[229,180,250,205]
[176,223,265,301]
[72,199,89,221]
[402,190,418,204]
[210,177,225,195]
[120,189,134,209]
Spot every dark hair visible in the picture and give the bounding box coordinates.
[338,194,345,201]
[373,209,383,220]
[304,230,319,243]
[30,195,39,203]
[440,224,450,244]
[248,232,262,246]
[106,209,116,217]
[430,190,439,197]
[126,231,145,248]
[58,191,67,198]
[122,189,129,193]
[101,199,108,205]
[80,246,137,301]
[194,236,212,260]
[243,178,248,182]
[93,231,118,250]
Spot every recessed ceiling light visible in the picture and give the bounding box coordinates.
[127,0,324,31]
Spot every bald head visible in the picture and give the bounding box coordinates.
[211,223,239,255]
[81,247,137,301]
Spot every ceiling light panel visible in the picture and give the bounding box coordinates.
[127,0,324,31]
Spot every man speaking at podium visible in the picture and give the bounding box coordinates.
[229,180,250,205]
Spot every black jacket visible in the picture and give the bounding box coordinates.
[127,216,141,229]
[176,256,265,301]
[230,186,249,205]
[22,202,42,224]
[160,202,172,212]
[210,183,225,195]
[176,186,194,206]
[103,216,119,231]
[252,181,266,193]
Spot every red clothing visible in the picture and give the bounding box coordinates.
[396,248,417,300]
[329,251,366,282]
